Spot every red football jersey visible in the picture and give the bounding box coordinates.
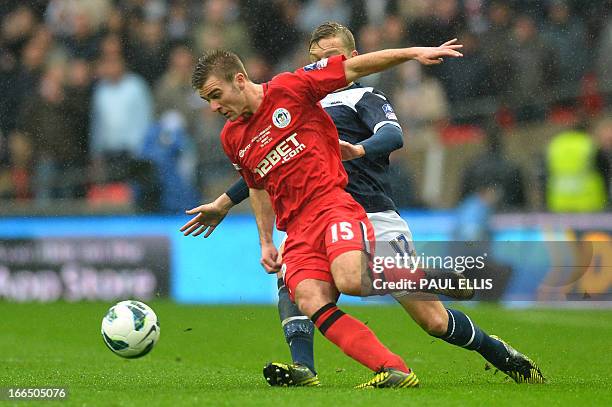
[221,55,350,231]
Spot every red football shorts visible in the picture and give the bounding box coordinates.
[282,192,375,302]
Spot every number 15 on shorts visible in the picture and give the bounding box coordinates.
[330,222,354,243]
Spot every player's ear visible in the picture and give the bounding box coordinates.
[234,73,247,90]
[351,50,359,58]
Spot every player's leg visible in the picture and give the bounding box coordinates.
[275,240,316,375]
[274,274,316,373]
[371,211,544,383]
[263,239,319,387]
[396,295,544,383]
[396,296,511,364]
[293,276,417,388]
[321,214,419,388]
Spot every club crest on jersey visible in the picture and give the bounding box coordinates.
[272,108,292,129]
[382,103,397,120]
[303,58,328,72]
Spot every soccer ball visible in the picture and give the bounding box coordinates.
[101,300,160,358]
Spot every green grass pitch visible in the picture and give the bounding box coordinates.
[1,301,610,406]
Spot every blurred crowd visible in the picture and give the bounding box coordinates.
[0,0,611,213]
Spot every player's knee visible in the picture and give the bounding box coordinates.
[422,312,449,337]
[295,298,323,318]
[333,273,361,295]
[331,251,365,296]
[294,284,334,318]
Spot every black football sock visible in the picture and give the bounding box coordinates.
[277,278,316,374]
[433,309,510,369]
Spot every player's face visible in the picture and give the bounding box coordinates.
[308,35,357,63]
[199,74,246,121]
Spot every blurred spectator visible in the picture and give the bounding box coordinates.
[0,129,5,166]
[45,0,110,38]
[454,184,499,241]
[126,18,170,85]
[507,0,547,22]
[438,31,491,124]
[545,123,608,212]
[464,0,488,34]
[240,0,302,67]
[194,108,234,200]
[459,123,527,211]
[1,6,43,134]
[453,182,514,300]
[243,55,273,83]
[104,6,125,37]
[99,33,124,59]
[2,5,38,57]
[356,24,384,89]
[407,0,466,47]
[140,0,167,22]
[596,17,612,103]
[0,45,20,135]
[193,0,251,59]
[381,14,406,49]
[154,44,205,138]
[140,111,199,213]
[541,0,588,105]
[166,1,190,43]
[593,116,612,203]
[393,62,449,137]
[388,151,421,208]
[0,131,33,200]
[64,58,94,164]
[16,63,87,201]
[298,0,350,33]
[0,0,611,212]
[360,0,387,26]
[479,1,514,100]
[90,53,153,177]
[375,15,407,94]
[509,14,554,122]
[61,8,102,60]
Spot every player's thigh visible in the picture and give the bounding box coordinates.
[325,217,373,296]
[395,294,448,336]
[294,278,339,317]
[367,210,415,256]
[330,250,370,295]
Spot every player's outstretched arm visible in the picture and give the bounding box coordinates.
[343,39,463,84]
[250,188,280,274]
[180,193,234,238]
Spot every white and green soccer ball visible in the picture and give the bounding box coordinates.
[101,300,160,358]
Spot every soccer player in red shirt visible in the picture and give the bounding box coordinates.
[189,43,464,388]
[183,22,545,388]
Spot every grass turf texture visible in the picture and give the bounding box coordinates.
[1,301,610,406]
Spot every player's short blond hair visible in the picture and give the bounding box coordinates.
[192,49,248,90]
[309,21,356,52]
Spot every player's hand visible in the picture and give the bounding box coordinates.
[181,195,233,238]
[339,140,366,161]
[413,38,463,66]
[260,242,281,273]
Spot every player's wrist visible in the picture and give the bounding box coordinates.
[355,145,366,157]
[216,193,235,212]
[260,238,275,247]
[407,47,425,61]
